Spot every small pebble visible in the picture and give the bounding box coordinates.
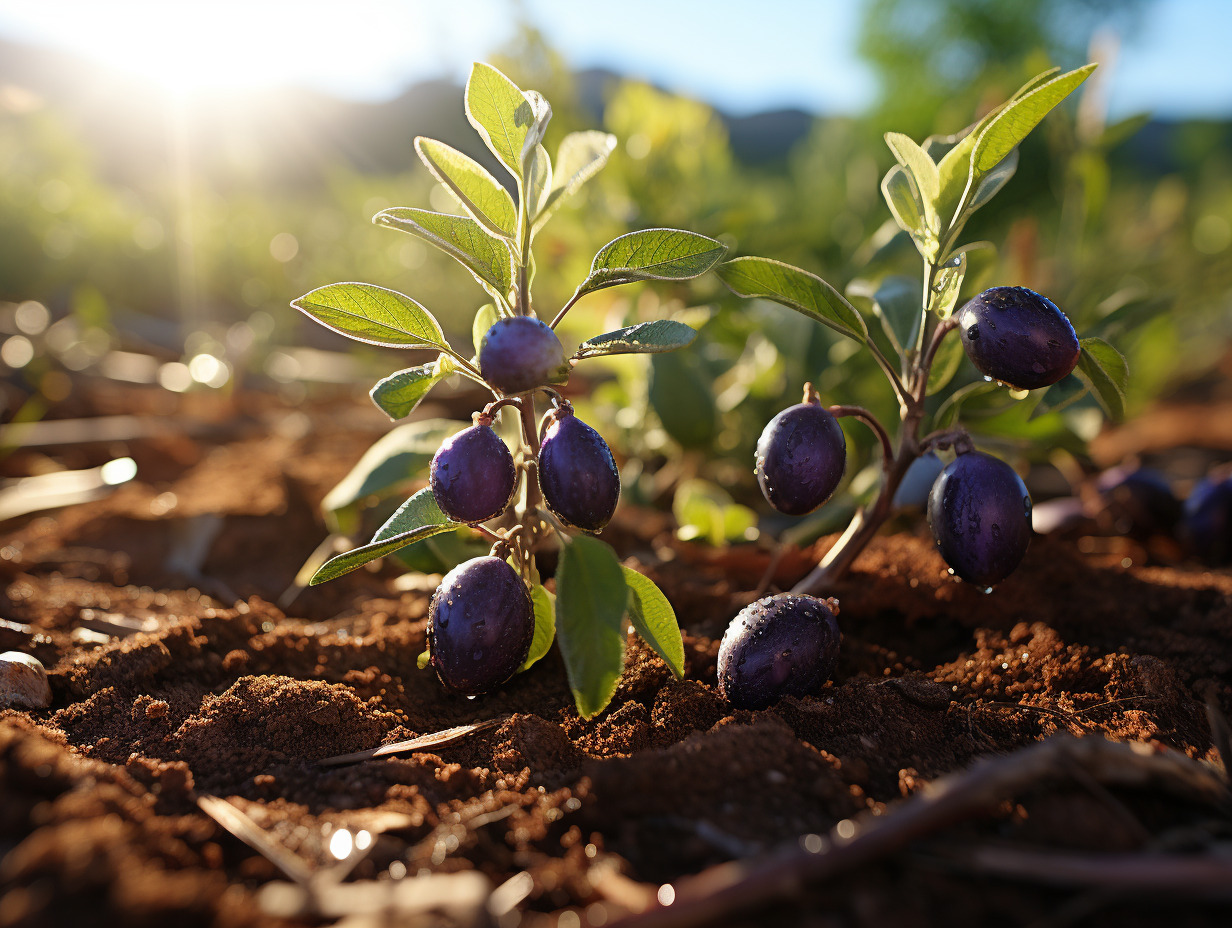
[0,651,52,709]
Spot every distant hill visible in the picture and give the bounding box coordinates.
[1,37,1221,189]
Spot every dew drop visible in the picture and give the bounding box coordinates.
[967,324,980,341]
[983,586,994,595]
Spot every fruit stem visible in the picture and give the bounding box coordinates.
[548,287,584,330]
[827,405,894,465]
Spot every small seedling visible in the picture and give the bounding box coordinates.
[294,63,723,718]
[715,64,1129,703]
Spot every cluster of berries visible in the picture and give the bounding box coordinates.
[426,316,619,696]
[718,285,1080,709]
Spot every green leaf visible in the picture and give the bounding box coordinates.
[578,229,726,296]
[717,256,867,343]
[573,320,697,360]
[884,131,939,235]
[292,282,448,350]
[321,419,465,528]
[1075,336,1128,421]
[622,567,684,679]
[525,143,552,217]
[310,488,457,585]
[933,380,1003,429]
[847,274,918,355]
[520,584,556,671]
[414,137,517,239]
[672,478,755,546]
[533,131,617,233]
[555,535,628,719]
[463,62,538,181]
[926,330,965,395]
[881,164,932,254]
[928,252,967,318]
[1030,373,1089,420]
[966,148,1019,213]
[649,350,717,449]
[519,91,553,171]
[374,207,514,301]
[369,360,448,420]
[471,303,502,356]
[971,64,1096,174]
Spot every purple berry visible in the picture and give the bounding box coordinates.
[957,286,1080,390]
[717,593,841,710]
[430,424,516,524]
[538,410,620,532]
[755,403,846,515]
[478,316,570,395]
[429,556,534,696]
[928,451,1033,588]
[1096,465,1181,538]
[1181,471,1232,565]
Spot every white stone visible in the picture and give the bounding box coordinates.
[0,651,52,709]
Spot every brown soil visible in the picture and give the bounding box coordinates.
[2,383,1231,928]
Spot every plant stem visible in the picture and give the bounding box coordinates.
[791,262,955,595]
[514,394,544,570]
[549,287,583,329]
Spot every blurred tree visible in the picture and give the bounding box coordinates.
[858,0,1149,136]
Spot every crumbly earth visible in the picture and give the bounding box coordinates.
[1,383,1230,928]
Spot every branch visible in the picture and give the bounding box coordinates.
[605,736,1231,928]
[828,405,894,466]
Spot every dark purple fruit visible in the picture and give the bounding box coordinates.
[478,316,570,395]
[957,286,1080,390]
[1096,465,1181,538]
[430,424,516,524]
[428,556,534,696]
[538,410,620,532]
[928,451,1033,588]
[717,593,841,710]
[1181,471,1232,565]
[755,403,846,516]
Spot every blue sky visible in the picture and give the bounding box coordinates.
[0,0,1228,118]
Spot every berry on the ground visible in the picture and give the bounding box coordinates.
[717,593,841,710]
[1181,471,1232,565]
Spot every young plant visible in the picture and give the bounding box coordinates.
[293,64,725,718]
[718,63,1128,601]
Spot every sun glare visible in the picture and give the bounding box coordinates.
[0,0,507,99]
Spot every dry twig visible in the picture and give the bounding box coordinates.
[606,736,1231,928]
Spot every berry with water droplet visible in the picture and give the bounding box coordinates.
[478,316,570,395]
[957,286,1079,390]
[430,424,516,524]
[1181,470,1232,565]
[428,556,534,696]
[717,593,841,709]
[755,402,846,515]
[928,451,1032,587]
[538,409,620,532]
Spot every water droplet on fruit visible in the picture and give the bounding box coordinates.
[967,324,980,341]
[472,649,484,661]
[947,568,956,576]
[464,694,478,701]
[983,586,994,595]
[983,375,993,382]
